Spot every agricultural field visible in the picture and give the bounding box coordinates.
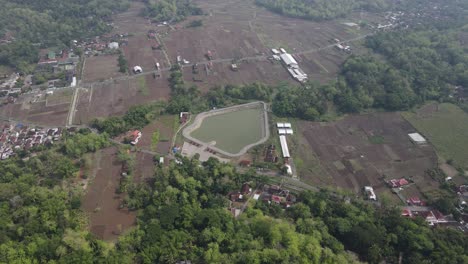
[81,147,136,241]
[0,92,70,126]
[403,103,468,168]
[294,112,439,197]
[73,77,170,125]
[82,54,125,83]
[185,102,268,155]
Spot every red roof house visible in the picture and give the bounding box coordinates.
[407,196,422,206]
[389,178,409,188]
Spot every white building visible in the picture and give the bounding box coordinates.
[108,42,119,49]
[408,133,427,144]
[364,186,377,201]
[271,48,280,55]
[70,77,77,87]
[280,53,298,68]
[133,66,143,74]
[279,135,290,158]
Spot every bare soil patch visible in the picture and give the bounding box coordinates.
[81,147,136,241]
[0,100,69,126]
[83,55,125,83]
[295,113,439,196]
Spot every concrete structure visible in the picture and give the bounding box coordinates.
[280,48,286,54]
[70,77,77,87]
[408,133,427,144]
[279,135,290,158]
[271,48,280,55]
[108,42,119,49]
[364,186,377,201]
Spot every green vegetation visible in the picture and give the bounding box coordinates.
[0,0,129,72]
[118,52,129,73]
[92,103,163,137]
[137,75,148,96]
[187,19,203,28]
[151,130,160,151]
[255,0,389,21]
[1,128,467,263]
[403,103,468,168]
[142,0,202,23]
[190,106,265,154]
[167,65,276,115]
[0,130,115,263]
[368,135,385,144]
[118,157,467,263]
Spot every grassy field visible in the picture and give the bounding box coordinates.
[137,76,148,96]
[190,107,265,154]
[403,103,468,168]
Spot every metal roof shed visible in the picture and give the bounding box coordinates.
[408,133,426,144]
[280,53,298,66]
[279,135,290,158]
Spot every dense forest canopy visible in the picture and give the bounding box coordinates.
[1,131,466,263]
[255,0,389,21]
[0,0,130,71]
[141,0,203,23]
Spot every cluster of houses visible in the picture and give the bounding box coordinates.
[73,34,129,57]
[228,183,297,217]
[401,208,448,226]
[0,123,62,160]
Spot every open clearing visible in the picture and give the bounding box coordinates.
[0,96,69,126]
[184,102,268,155]
[403,103,468,168]
[137,115,176,155]
[82,54,125,83]
[73,77,170,125]
[81,147,136,241]
[295,112,438,196]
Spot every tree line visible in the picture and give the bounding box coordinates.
[141,0,203,23]
[255,0,389,21]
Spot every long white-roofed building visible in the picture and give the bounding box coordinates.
[279,135,290,158]
[280,53,298,68]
